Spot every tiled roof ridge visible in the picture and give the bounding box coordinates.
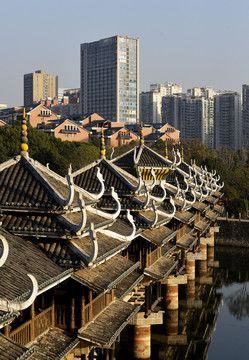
[71,158,102,177]
[21,157,73,208]
[110,146,136,164]
[102,158,139,190]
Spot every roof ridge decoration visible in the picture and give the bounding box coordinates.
[178,191,187,211]
[20,107,29,157]
[175,149,182,167]
[0,237,38,311]
[150,180,167,205]
[0,274,38,312]
[157,195,176,220]
[165,142,168,159]
[100,126,106,159]
[110,147,115,160]
[89,186,121,220]
[87,223,99,266]
[165,178,180,198]
[85,167,105,200]
[0,235,9,267]
[64,164,75,209]
[103,159,142,193]
[70,193,87,236]
[138,200,158,227]
[140,122,144,146]
[134,145,144,165]
[134,183,150,208]
[101,210,136,242]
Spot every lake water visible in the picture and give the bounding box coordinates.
[208,246,249,360]
[116,246,249,360]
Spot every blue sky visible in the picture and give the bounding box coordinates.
[1,0,249,107]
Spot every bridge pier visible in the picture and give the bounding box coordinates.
[129,311,163,359]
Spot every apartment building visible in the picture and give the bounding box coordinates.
[80,35,139,124]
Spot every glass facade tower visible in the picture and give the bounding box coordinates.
[80,36,139,124]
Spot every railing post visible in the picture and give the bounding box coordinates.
[30,302,35,341]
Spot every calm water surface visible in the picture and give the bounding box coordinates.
[208,246,249,360]
[116,246,249,360]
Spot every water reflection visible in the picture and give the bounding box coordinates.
[117,246,249,360]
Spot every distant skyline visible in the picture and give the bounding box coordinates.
[1,0,249,107]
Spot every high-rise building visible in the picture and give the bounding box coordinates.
[140,91,162,124]
[214,92,242,151]
[150,82,182,96]
[140,82,182,124]
[162,93,214,148]
[80,35,139,124]
[242,84,249,149]
[24,70,58,107]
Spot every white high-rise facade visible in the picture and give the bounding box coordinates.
[214,92,242,151]
[80,35,139,124]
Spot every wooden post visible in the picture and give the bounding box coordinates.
[145,242,149,268]
[30,302,35,341]
[81,295,85,327]
[145,285,150,317]
[51,293,55,327]
[4,324,10,337]
[110,348,115,360]
[89,348,94,360]
[139,239,143,269]
[111,288,115,301]
[156,282,160,300]
[70,297,75,330]
[89,291,93,322]
[104,348,110,360]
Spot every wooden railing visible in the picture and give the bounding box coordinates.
[176,225,186,241]
[147,247,161,267]
[55,305,67,329]
[34,306,53,337]
[194,212,201,225]
[10,306,53,346]
[81,292,114,327]
[10,320,31,346]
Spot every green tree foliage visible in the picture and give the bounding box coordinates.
[152,138,249,217]
[1,122,100,176]
[1,124,248,216]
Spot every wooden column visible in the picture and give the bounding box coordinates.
[81,294,85,327]
[156,282,161,300]
[145,285,150,317]
[51,293,55,327]
[104,348,110,360]
[110,348,115,360]
[139,239,143,269]
[30,302,35,341]
[89,291,93,322]
[89,348,94,360]
[4,325,10,337]
[145,242,149,268]
[70,297,75,330]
